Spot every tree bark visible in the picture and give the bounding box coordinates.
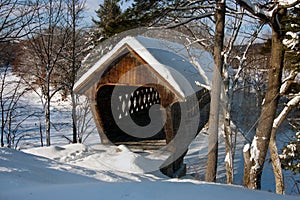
[243,144,251,186]
[1,103,4,147]
[45,74,51,147]
[269,129,285,194]
[71,90,78,143]
[1,69,6,147]
[45,94,51,146]
[248,27,284,190]
[40,121,44,147]
[270,94,300,194]
[205,0,226,182]
[224,120,234,184]
[71,0,78,144]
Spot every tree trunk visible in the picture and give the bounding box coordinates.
[40,121,44,147]
[45,80,51,146]
[0,131,3,147]
[224,54,234,184]
[1,77,5,147]
[269,129,285,194]
[45,98,51,146]
[224,119,234,184]
[248,28,284,190]
[71,90,78,143]
[270,94,300,194]
[1,110,4,147]
[243,144,251,186]
[71,0,78,143]
[205,0,226,182]
[7,116,11,148]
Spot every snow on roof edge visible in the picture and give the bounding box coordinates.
[74,36,186,98]
[74,36,211,99]
[73,37,134,94]
[127,37,186,99]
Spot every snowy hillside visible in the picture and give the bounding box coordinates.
[0,144,297,200]
[1,68,299,199]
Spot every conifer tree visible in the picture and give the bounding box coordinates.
[92,0,124,40]
[92,0,170,41]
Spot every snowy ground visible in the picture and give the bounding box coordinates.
[1,71,300,199]
[1,144,298,200]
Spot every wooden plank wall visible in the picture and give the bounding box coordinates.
[94,51,177,148]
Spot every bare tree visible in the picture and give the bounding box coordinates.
[75,96,96,143]
[205,0,226,183]
[221,5,245,184]
[236,0,300,192]
[0,64,35,148]
[222,15,265,183]
[21,0,70,146]
[0,0,41,148]
[62,0,88,144]
[271,86,300,193]
[0,0,38,42]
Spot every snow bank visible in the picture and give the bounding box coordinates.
[2,180,295,200]
[24,143,168,175]
[1,144,297,200]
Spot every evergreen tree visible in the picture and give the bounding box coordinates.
[92,0,172,42]
[122,0,167,27]
[92,0,124,40]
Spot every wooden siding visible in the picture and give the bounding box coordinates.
[96,50,178,106]
[92,50,179,149]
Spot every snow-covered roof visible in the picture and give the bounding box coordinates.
[74,36,214,100]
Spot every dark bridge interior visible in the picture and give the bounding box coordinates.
[97,85,166,147]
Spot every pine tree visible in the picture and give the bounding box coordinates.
[92,0,171,41]
[122,0,166,27]
[92,0,124,40]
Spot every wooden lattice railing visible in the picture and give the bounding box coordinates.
[114,86,161,120]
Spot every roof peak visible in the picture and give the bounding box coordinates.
[74,35,213,99]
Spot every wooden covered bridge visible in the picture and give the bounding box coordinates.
[74,35,213,177]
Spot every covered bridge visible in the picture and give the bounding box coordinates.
[74,35,213,177]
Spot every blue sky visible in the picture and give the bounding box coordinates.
[84,0,102,22]
[85,0,102,13]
